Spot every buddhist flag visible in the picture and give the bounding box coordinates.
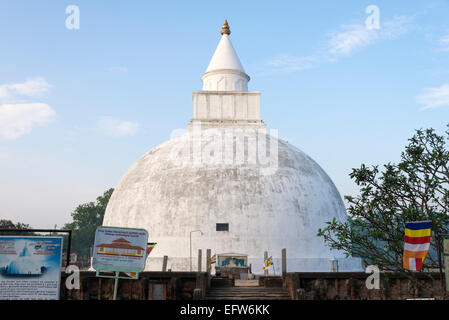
[403,221,431,271]
[146,242,157,255]
[209,254,216,265]
[125,272,138,279]
[262,256,273,270]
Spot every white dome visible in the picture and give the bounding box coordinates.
[103,21,362,273]
[103,129,362,272]
[7,258,42,275]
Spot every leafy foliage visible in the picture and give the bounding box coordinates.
[63,188,114,256]
[318,126,449,274]
[0,219,32,235]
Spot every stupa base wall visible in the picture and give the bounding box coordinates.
[144,256,363,274]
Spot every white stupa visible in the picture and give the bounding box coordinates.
[103,20,362,273]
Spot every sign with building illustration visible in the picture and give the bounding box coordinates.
[92,226,148,272]
[0,236,63,300]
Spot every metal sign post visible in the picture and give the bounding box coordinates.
[95,270,140,300]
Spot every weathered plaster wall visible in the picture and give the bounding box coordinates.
[103,129,362,273]
[285,272,445,300]
[61,271,208,300]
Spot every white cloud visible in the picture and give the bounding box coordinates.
[98,117,140,137]
[327,24,378,57]
[327,15,412,58]
[0,78,55,140]
[416,84,449,110]
[0,103,56,140]
[439,34,449,51]
[380,15,413,39]
[264,15,413,74]
[108,66,128,73]
[0,77,50,100]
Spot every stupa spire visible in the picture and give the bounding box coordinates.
[189,20,264,132]
[201,19,249,91]
[221,19,231,35]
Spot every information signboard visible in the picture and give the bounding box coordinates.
[92,226,148,273]
[0,236,63,300]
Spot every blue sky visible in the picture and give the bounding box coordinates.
[0,0,448,228]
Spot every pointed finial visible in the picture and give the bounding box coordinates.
[221,19,231,35]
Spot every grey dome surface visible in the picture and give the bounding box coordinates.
[103,129,360,272]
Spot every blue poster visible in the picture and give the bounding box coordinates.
[0,236,63,300]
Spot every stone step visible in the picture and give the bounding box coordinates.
[206,292,290,295]
[204,287,291,300]
[206,294,290,299]
[207,288,285,290]
[207,291,288,295]
[207,288,287,291]
[205,296,291,300]
[205,295,291,299]
[205,295,290,300]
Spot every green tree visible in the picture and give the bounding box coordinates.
[318,126,449,277]
[63,188,114,256]
[0,219,32,235]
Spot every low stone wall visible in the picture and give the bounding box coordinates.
[284,272,445,300]
[60,271,445,300]
[60,271,208,300]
